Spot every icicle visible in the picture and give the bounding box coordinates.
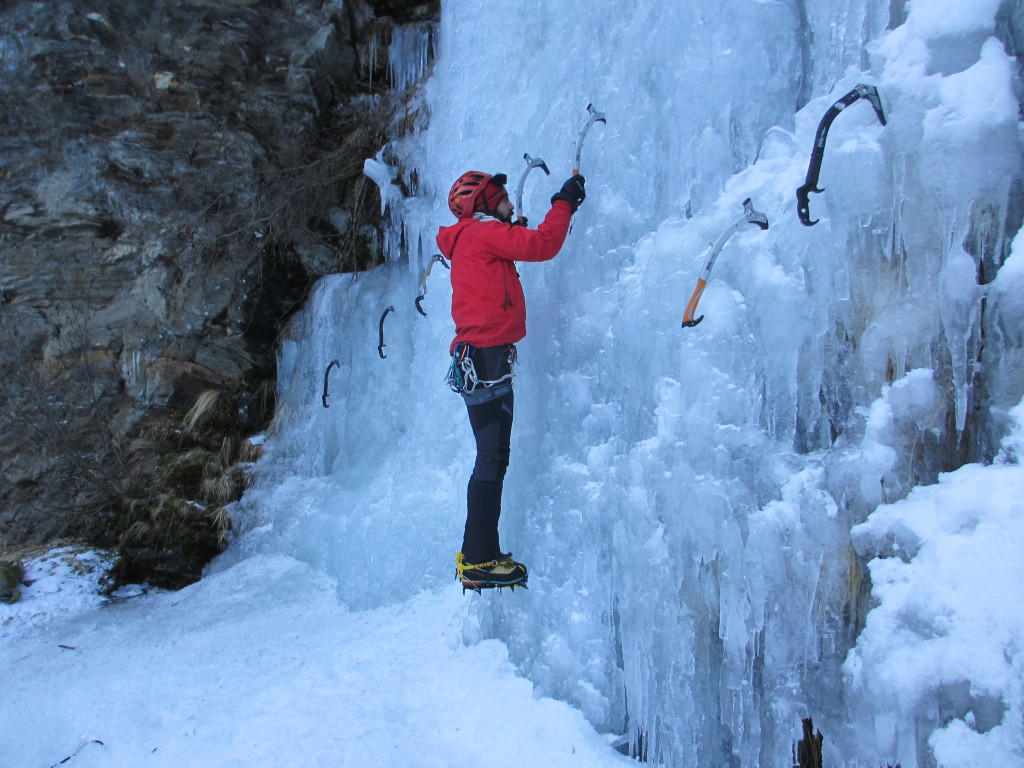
[388,22,436,92]
[368,34,376,90]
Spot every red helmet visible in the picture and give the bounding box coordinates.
[447,171,507,219]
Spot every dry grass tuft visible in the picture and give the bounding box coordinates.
[183,390,223,434]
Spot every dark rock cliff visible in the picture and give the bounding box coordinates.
[0,0,436,587]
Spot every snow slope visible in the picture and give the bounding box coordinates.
[1,554,631,767]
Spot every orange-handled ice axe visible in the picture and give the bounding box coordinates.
[515,153,550,225]
[682,198,769,328]
[573,103,606,176]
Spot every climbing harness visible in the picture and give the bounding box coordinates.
[446,342,516,395]
[415,254,450,316]
[682,198,769,328]
[796,83,887,226]
[515,153,550,226]
[446,342,471,393]
[377,305,395,359]
[573,103,606,176]
[446,342,516,394]
[321,359,341,408]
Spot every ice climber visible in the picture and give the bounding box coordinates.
[438,169,586,592]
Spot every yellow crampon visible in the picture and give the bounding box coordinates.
[455,552,513,573]
[455,552,526,594]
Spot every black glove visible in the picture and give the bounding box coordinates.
[551,174,586,213]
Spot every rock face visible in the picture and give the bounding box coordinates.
[0,0,436,587]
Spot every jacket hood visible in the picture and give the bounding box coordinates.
[436,218,474,259]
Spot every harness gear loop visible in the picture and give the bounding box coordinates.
[446,343,517,394]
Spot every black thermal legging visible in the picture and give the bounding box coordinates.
[462,388,514,564]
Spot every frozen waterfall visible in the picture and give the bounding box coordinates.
[230,1,1024,766]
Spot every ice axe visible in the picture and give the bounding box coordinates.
[796,84,886,226]
[573,103,606,176]
[377,305,395,359]
[415,254,450,316]
[682,198,769,328]
[321,359,341,408]
[515,153,550,225]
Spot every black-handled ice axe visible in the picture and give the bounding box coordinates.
[796,84,886,226]
[515,153,550,226]
[415,255,450,316]
[377,305,394,359]
[322,359,341,408]
[573,103,606,176]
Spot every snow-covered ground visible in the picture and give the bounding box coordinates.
[1,553,632,767]
[845,402,1024,766]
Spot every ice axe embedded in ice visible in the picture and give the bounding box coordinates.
[377,305,395,359]
[514,153,550,226]
[321,359,341,408]
[681,198,769,328]
[796,84,887,226]
[415,254,450,316]
[572,103,606,176]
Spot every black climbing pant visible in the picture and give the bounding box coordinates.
[461,346,515,565]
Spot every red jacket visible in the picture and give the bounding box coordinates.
[437,200,573,353]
